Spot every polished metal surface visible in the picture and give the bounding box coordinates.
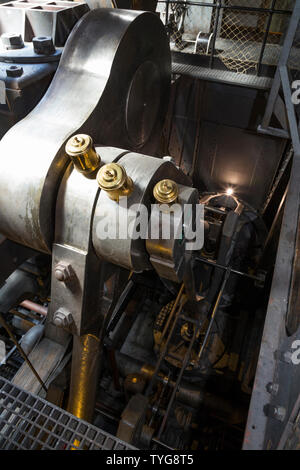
[93,152,190,272]
[46,162,101,340]
[67,334,101,422]
[97,162,134,201]
[147,184,199,283]
[0,8,171,253]
[65,134,100,178]
[153,179,179,204]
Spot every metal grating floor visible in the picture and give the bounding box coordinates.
[0,377,135,450]
[172,62,273,90]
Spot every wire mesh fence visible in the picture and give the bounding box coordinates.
[217,1,270,74]
[156,0,297,75]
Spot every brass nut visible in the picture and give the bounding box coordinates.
[153,179,178,204]
[65,134,100,178]
[97,162,133,201]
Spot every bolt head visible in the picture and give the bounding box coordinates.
[53,309,73,328]
[6,65,23,78]
[66,134,92,156]
[1,33,24,50]
[33,36,55,55]
[54,262,73,283]
[53,313,64,327]
[97,163,125,190]
[266,404,286,422]
[274,406,286,421]
[153,179,178,204]
[55,268,66,282]
[266,382,279,396]
[65,134,100,177]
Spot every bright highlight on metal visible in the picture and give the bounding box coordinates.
[65,134,100,178]
[97,162,133,201]
[153,179,178,204]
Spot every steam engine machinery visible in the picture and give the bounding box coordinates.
[0,3,299,451]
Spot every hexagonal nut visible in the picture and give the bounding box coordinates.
[53,309,73,329]
[33,36,55,55]
[266,382,279,396]
[273,406,286,422]
[1,33,24,50]
[283,351,293,364]
[6,65,23,78]
[54,262,74,283]
[264,404,286,422]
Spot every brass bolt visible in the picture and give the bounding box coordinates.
[153,179,178,204]
[97,162,133,201]
[65,134,100,178]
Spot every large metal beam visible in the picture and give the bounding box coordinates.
[260,2,300,136]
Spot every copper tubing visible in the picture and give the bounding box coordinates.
[67,334,101,422]
[20,300,48,317]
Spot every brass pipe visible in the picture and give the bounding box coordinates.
[67,334,101,422]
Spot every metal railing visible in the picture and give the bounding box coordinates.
[157,0,294,75]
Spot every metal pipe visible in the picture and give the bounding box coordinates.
[257,0,277,76]
[204,206,226,215]
[146,297,183,397]
[157,327,198,439]
[262,186,288,255]
[20,324,45,356]
[195,256,262,282]
[67,333,101,422]
[20,300,48,317]
[156,269,231,439]
[157,0,291,15]
[0,312,47,392]
[166,0,170,27]
[152,437,175,450]
[196,268,231,363]
[209,0,221,69]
